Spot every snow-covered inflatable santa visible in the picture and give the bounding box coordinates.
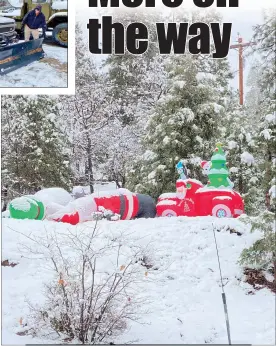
[8,187,156,225]
[48,188,156,225]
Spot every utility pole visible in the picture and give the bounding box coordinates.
[230,35,256,106]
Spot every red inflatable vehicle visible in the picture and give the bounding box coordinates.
[156,179,244,218]
[156,144,244,219]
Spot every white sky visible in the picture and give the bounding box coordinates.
[76,0,276,94]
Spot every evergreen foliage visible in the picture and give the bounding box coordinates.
[1,95,73,197]
[126,52,230,198]
[239,211,276,273]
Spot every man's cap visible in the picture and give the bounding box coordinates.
[34,4,42,11]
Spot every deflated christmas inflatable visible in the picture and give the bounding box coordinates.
[156,144,244,218]
[9,188,74,221]
[48,189,156,225]
[8,187,156,225]
[7,144,243,223]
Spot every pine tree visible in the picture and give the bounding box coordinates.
[104,11,168,187]
[105,10,164,125]
[61,22,113,192]
[126,51,231,198]
[1,95,73,197]
[238,14,276,282]
[251,12,276,211]
[222,97,263,214]
[239,212,276,282]
[258,112,276,210]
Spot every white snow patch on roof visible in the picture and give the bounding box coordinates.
[213,196,232,200]
[8,0,22,7]
[158,193,178,199]
[157,199,177,206]
[52,0,67,10]
[188,179,204,186]
[196,187,235,194]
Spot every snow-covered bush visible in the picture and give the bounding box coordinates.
[239,211,276,273]
[20,224,150,344]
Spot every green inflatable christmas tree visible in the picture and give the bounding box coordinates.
[208,143,232,188]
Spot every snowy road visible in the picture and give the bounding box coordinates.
[2,215,275,344]
[0,44,67,88]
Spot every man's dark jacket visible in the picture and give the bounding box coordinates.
[22,9,47,30]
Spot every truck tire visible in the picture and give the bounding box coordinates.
[161,209,177,217]
[52,23,68,47]
[212,204,232,218]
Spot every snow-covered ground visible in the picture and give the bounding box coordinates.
[2,213,275,344]
[0,44,67,88]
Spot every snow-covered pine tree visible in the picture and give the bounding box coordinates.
[246,63,263,125]
[1,95,73,197]
[223,96,263,214]
[60,22,113,193]
[238,14,276,281]
[239,211,276,283]
[251,12,276,211]
[102,119,141,188]
[104,11,168,187]
[106,10,165,125]
[258,111,276,211]
[127,51,231,198]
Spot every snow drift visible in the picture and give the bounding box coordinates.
[2,216,275,344]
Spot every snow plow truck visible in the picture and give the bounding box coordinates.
[0,0,68,46]
[0,0,67,74]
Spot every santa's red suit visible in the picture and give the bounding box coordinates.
[94,189,139,221]
[47,189,155,225]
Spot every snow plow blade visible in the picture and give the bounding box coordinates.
[0,38,44,75]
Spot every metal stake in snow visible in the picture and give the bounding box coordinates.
[212,224,232,345]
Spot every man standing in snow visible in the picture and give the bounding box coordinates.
[21,4,47,42]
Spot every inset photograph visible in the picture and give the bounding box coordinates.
[0,0,68,88]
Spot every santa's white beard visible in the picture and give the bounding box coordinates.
[176,187,187,200]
